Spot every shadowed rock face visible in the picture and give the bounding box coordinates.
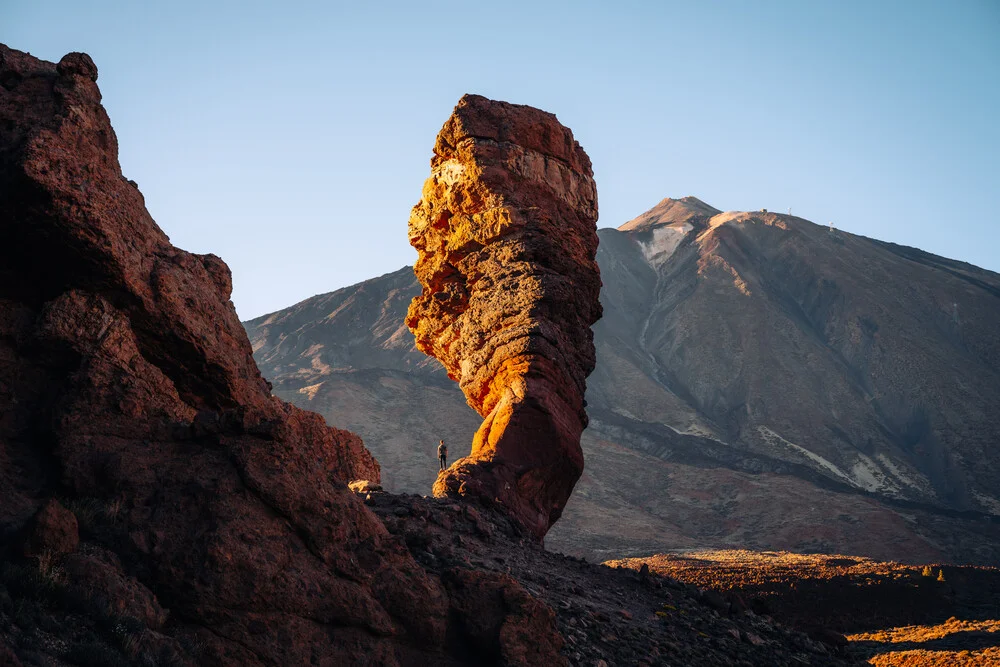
[0,46,569,665]
[405,94,602,539]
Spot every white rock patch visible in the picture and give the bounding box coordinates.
[973,491,1000,516]
[638,223,692,268]
[876,453,933,496]
[756,426,853,484]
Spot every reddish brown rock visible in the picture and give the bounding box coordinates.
[406,94,602,539]
[443,569,566,666]
[0,45,564,665]
[21,498,78,557]
[62,545,168,628]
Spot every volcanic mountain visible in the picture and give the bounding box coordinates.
[246,196,1000,564]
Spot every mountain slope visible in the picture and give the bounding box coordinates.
[596,197,1000,508]
[244,197,1000,564]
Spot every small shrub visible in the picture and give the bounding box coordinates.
[104,497,125,522]
[64,497,104,533]
[2,561,64,605]
[37,550,67,585]
[90,612,148,661]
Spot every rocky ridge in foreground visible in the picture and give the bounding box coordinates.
[0,43,459,665]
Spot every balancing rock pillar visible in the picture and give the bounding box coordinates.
[406,94,602,539]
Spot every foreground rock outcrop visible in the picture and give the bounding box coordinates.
[406,94,602,539]
[0,45,569,665]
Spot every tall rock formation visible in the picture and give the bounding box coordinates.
[405,95,602,539]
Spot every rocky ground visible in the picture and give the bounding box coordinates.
[12,495,1000,666]
[0,486,865,667]
[608,550,1000,666]
[360,488,861,666]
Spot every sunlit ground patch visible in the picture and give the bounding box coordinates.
[848,618,1000,666]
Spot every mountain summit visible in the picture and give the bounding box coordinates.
[596,200,1000,509]
[618,196,721,232]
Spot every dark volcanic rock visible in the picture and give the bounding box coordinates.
[406,94,602,539]
[0,45,570,666]
[20,499,78,557]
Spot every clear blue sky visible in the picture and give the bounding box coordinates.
[6,1,999,319]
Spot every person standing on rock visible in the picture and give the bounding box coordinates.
[437,440,448,471]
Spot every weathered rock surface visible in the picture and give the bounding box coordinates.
[20,499,78,558]
[405,94,602,539]
[0,45,570,665]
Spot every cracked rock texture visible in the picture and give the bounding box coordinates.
[406,94,602,539]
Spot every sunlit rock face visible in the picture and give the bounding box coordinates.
[406,94,602,539]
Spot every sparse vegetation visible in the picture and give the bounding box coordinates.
[0,557,154,666]
[849,617,1000,666]
[64,497,104,533]
[63,496,126,534]
[104,497,125,523]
